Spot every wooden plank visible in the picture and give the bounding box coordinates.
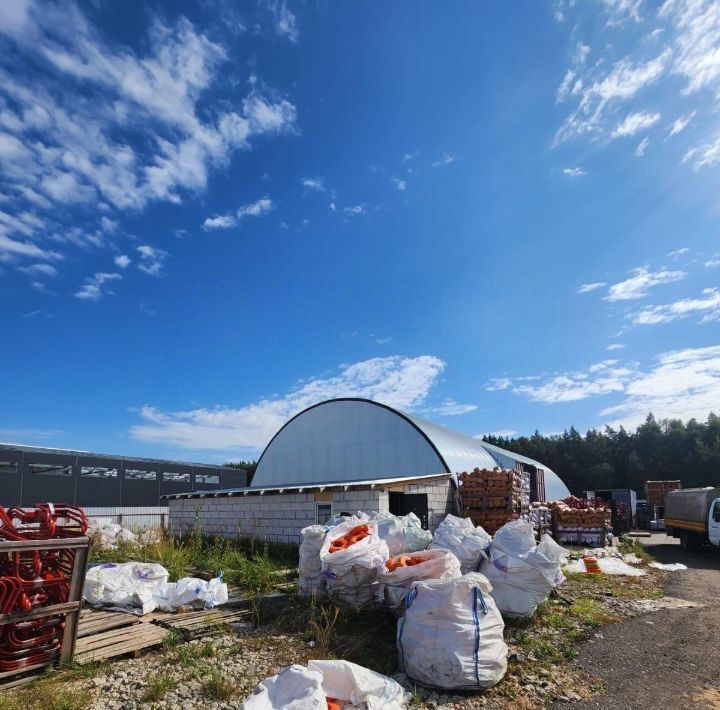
[74,624,167,663]
[76,625,163,653]
[0,601,80,626]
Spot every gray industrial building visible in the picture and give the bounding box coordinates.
[166,398,570,543]
[0,443,246,507]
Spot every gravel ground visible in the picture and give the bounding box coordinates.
[554,533,720,710]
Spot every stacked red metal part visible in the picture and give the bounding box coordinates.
[0,505,87,671]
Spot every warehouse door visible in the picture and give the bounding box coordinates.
[389,492,429,529]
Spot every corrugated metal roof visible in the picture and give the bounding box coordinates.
[0,442,233,470]
[162,472,453,500]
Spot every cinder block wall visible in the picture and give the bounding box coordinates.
[169,488,386,545]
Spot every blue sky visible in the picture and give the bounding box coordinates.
[2,0,719,463]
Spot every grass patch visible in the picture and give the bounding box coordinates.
[618,536,654,563]
[171,640,216,667]
[89,514,298,591]
[141,673,176,702]
[163,628,184,649]
[201,672,237,701]
[0,683,90,710]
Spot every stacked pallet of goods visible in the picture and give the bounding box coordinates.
[645,480,682,509]
[459,468,530,535]
[528,502,552,537]
[550,497,611,546]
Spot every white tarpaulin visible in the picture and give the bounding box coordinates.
[298,525,327,599]
[564,557,646,576]
[481,520,567,619]
[319,520,389,607]
[376,548,461,611]
[428,514,491,574]
[369,512,432,556]
[397,572,507,690]
[153,576,229,611]
[241,660,408,709]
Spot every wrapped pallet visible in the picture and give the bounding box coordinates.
[376,548,461,612]
[319,520,389,607]
[480,520,567,619]
[397,573,507,690]
[298,525,327,599]
[428,514,491,573]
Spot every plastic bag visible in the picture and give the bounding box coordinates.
[480,520,567,619]
[87,519,137,547]
[649,562,687,571]
[153,575,229,611]
[564,557,646,576]
[319,520,389,607]
[369,512,432,556]
[428,514,491,573]
[298,525,327,599]
[241,660,408,710]
[397,573,507,690]
[376,548,461,611]
[83,562,169,615]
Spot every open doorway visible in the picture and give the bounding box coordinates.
[389,491,429,529]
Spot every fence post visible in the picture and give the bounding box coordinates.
[118,513,123,527]
[161,513,167,532]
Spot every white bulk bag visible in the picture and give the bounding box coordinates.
[298,525,327,599]
[83,562,169,615]
[308,660,408,709]
[370,512,432,556]
[153,575,229,611]
[241,660,408,710]
[481,520,567,619]
[376,548,461,611]
[319,520,389,607]
[397,573,507,690]
[428,514,491,573]
[241,664,326,709]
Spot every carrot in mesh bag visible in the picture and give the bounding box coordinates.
[326,698,342,710]
[385,553,432,571]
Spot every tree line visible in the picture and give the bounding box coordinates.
[482,412,720,496]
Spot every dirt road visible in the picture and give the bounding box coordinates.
[557,534,720,710]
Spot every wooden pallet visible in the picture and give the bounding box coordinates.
[152,607,251,639]
[77,608,139,638]
[74,621,167,664]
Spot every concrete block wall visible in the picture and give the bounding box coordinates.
[401,479,456,530]
[331,489,388,516]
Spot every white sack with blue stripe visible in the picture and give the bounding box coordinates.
[397,572,507,690]
[480,520,567,619]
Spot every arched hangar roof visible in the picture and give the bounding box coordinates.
[253,398,570,501]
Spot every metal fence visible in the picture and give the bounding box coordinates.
[83,506,169,530]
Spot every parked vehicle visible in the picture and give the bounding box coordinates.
[665,487,720,550]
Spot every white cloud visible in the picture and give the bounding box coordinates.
[667,247,690,258]
[611,111,661,138]
[606,343,625,351]
[74,272,121,301]
[423,398,478,416]
[485,377,512,391]
[604,266,686,301]
[0,233,61,262]
[392,177,407,191]
[600,346,720,429]
[203,197,273,229]
[136,244,167,276]
[682,133,720,170]
[238,197,273,218]
[631,287,720,325]
[18,262,57,277]
[114,254,131,269]
[432,153,455,167]
[667,112,695,137]
[706,258,720,268]
[0,1,296,266]
[203,214,236,230]
[554,51,669,144]
[601,0,643,25]
[269,0,298,43]
[402,153,413,162]
[509,359,639,403]
[578,281,606,293]
[301,177,324,192]
[129,355,448,453]
[563,167,586,177]
[635,136,650,156]
[329,202,365,217]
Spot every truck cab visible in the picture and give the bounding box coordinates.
[710,499,720,547]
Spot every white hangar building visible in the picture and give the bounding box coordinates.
[166,398,571,544]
